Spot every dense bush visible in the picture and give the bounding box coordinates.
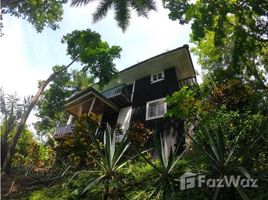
[8,128,54,174]
[54,114,99,168]
[126,121,153,149]
[166,83,268,199]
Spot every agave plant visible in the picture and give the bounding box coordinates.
[138,133,186,200]
[67,123,135,199]
[190,125,252,200]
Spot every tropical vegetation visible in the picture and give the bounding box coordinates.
[1,0,267,199]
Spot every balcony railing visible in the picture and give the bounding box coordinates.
[102,84,131,99]
[95,123,124,142]
[54,122,123,142]
[54,124,74,139]
[101,84,131,107]
[178,76,197,88]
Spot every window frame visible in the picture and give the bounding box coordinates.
[150,71,165,84]
[146,97,167,121]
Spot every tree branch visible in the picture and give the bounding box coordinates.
[2,56,79,173]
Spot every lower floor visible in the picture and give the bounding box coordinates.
[99,104,185,152]
[54,88,185,152]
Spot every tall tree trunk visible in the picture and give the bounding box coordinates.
[2,58,78,174]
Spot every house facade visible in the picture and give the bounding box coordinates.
[54,45,197,150]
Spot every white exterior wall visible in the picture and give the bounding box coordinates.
[67,115,74,125]
[116,106,132,133]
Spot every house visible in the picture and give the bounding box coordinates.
[54,45,197,150]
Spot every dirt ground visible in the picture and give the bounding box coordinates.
[1,169,56,200]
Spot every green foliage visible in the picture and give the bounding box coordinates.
[12,128,36,166]
[127,121,153,149]
[1,124,55,172]
[0,91,28,139]
[122,161,156,199]
[163,0,267,44]
[166,85,202,120]
[66,123,135,199]
[210,80,256,112]
[35,66,71,135]
[70,70,95,91]
[0,89,24,121]
[2,0,67,32]
[27,182,72,200]
[71,0,156,31]
[166,81,267,199]
[190,125,257,200]
[0,90,52,171]
[54,114,99,168]
[167,84,268,171]
[35,67,93,135]
[163,0,268,102]
[192,29,268,93]
[137,134,186,200]
[62,29,122,87]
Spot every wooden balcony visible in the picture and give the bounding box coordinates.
[178,76,197,88]
[54,122,123,142]
[95,123,124,142]
[54,124,74,139]
[101,84,132,107]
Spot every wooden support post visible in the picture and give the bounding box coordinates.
[67,115,74,125]
[88,97,96,116]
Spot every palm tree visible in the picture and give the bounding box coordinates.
[71,0,157,31]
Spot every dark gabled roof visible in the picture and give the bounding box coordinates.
[119,44,191,74]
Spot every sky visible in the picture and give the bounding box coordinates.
[0,1,201,128]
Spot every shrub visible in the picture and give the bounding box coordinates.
[126,121,152,149]
[54,114,99,168]
[66,124,136,199]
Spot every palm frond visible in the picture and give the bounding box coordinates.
[66,170,88,186]
[234,167,251,180]
[213,187,221,200]
[130,0,156,17]
[158,135,169,171]
[72,0,156,31]
[139,133,185,199]
[103,124,115,170]
[205,127,221,163]
[217,125,225,164]
[135,147,162,174]
[168,148,186,173]
[235,186,249,200]
[92,0,113,23]
[148,182,161,200]
[113,143,130,169]
[81,175,105,195]
[224,132,241,166]
[114,0,131,32]
[71,0,95,7]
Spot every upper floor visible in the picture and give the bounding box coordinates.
[54,45,197,139]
